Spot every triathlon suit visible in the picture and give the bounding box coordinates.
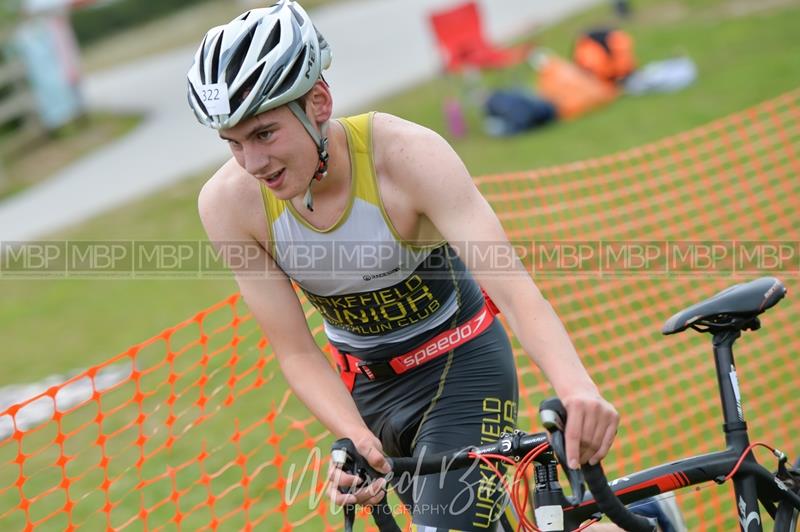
[260,112,519,531]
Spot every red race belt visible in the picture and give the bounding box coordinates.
[330,300,497,392]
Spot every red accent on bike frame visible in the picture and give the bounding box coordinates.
[670,472,688,489]
[566,472,687,512]
[608,473,683,499]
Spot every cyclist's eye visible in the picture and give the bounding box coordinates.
[257,130,274,141]
[227,140,242,150]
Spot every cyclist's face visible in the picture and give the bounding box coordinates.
[220,105,319,199]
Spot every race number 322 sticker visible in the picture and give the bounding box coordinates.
[199,83,230,115]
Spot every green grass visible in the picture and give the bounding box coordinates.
[0,0,799,528]
[0,174,238,385]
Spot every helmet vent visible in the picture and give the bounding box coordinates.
[259,19,282,61]
[230,62,266,115]
[288,4,305,26]
[188,83,208,117]
[239,10,251,21]
[210,32,224,84]
[225,23,258,86]
[197,33,209,84]
[273,50,306,99]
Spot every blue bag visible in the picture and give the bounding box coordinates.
[484,89,557,136]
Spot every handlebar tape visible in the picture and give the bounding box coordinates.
[581,462,658,532]
[388,449,473,476]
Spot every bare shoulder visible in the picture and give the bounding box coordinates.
[198,157,247,216]
[371,112,450,169]
[371,112,473,203]
[198,158,267,243]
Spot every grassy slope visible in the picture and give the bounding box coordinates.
[0,175,238,385]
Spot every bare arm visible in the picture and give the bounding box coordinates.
[382,117,618,468]
[197,175,388,503]
[197,178,367,438]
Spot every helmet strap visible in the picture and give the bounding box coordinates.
[288,101,329,211]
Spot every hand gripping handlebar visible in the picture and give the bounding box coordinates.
[539,398,657,532]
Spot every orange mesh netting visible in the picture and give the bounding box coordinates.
[1,88,799,530]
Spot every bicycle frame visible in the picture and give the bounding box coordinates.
[555,328,800,531]
[333,279,798,532]
[560,449,800,529]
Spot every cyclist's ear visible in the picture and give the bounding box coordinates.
[302,81,333,126]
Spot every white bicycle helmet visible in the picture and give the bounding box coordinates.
[187,0,333,209]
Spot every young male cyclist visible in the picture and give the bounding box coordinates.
[188,2,620,529]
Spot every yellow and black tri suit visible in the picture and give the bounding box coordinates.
[260,113,518,531]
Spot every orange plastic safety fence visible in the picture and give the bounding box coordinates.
[1,88,799,531]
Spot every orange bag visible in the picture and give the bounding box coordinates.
[534,52,618,120]
[573,29,637,83]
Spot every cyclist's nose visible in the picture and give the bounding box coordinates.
[242,146,270,177]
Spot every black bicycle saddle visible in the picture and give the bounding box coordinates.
[662,277,787,335]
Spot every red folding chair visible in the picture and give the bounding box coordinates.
[429,1,532,73]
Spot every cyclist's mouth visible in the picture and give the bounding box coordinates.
[264,169,285,189]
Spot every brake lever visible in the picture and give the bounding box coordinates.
[331,438,386,483]
[539,398,585,506]
[332,439,400,532]
[331,439,359,532]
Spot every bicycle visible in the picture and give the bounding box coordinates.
[331,276,800,531]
